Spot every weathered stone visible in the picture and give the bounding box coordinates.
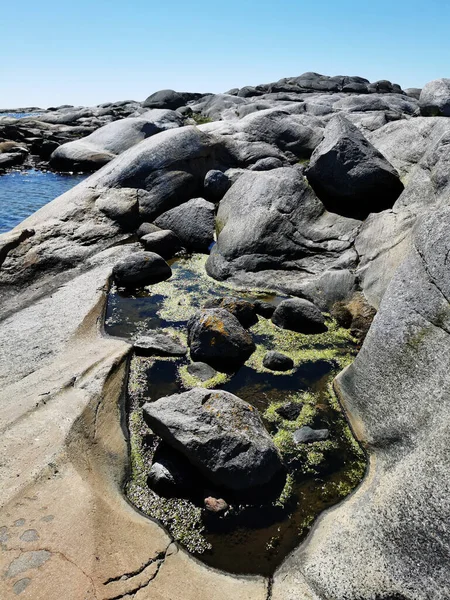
[271,298,327,334]
[203,170,231,202]
[204,497,228,515]
[142,388,284,491]
[187,362,218,382]
[419,78,450,116]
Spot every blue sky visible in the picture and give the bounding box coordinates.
[3,0,449,108]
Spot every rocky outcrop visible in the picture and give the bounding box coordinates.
[142,388,284,491]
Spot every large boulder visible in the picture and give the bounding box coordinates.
[154,198,215,252]
[419,78,450,116]
[271,297,327,333]
[187,308,256,369]
[206,166,360,296]
[142,388,284,491]
[142,89,203,110]
[49,110,182,171]
[306,114,404,219]
[112,251,171,287]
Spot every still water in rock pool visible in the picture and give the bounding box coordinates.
[0,169,87,233]
[105,254,366,576]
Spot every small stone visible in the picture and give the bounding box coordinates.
[263,351,294,372]
[275,402,303,421]
[293,426,330,444]
[204,496,228,515]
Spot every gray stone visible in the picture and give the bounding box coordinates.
[142,89,202,110]
[133,332,187,357]
[306,114,404,219]
[154,198,215,252]
[112,251,171,287]
[186,362,217,382]
[248,157,284,171]
[419,78,450,116]
[275,402,303,421]
[262,351,294,371]
[293,426,329,443]
[187,308,256,369]
[136,222,162,238]
[271,298,327,334]
[140,229,183,259]
[142,388,283,491]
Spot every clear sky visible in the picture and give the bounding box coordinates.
[3,0,449,108]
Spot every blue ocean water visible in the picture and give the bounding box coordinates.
[0,169,87,234]
[0,112,42,119]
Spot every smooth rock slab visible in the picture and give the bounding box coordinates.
[271,298,327,334]
[133,332,187,357]
[112,251,171,287]
[142,388,284,491]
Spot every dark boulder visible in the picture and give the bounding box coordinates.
[306,114,404,219]
[262,351,294,371]
[140,229,183,259]
[142,89,186,110]
[112,251,171,287]
[203,170,231,202]
[142,388,284,491]
[271,298,327,334]
[253,300,276,318]
[147,443,198,497]
[154,198,215,252]
[187,308,256,369]
[202,297,258,328]
[275,402,303,421]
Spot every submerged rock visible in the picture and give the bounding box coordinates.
[112,251,171,287]
[142,388,284,491]
[187,308,256,369]
[306,114,403,219]
[293,426,330,443]
[204,496,228,515]
[271,298,327,334]
[262,351,294,371]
